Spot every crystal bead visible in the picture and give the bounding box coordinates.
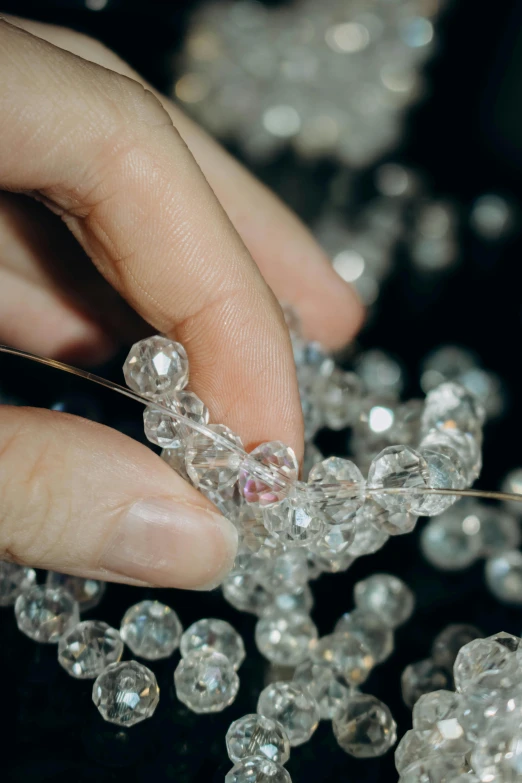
[417,449,463,515]
[395,727,470,774]
[459,682,522,743]
[382,509,418,536]
[421,507,483,571]
[262,483,324,547]
[474,507,521,556]
[333,693,397,758]
[0,562,36,606]
[346,503,390,556]
[420,427,481,486]
[58,620,123,679]
[354,574,414,629]
[431,625,483,671]
[309,522,356,562]
[421,381,485,438]
[388,400,423,445]
[334,609,394,663]
[174,650,239,713]
[485,550,522,604]
[309,549,355,575]
[398,756,468,783]
[293,660,350,720]
[123,336,189,397]
[256,549,309,596]
[120,600,183,660]
[401,659,451,708]
[317,368,363,430]
[311,633,374,686]
[185,424,243,490]
[255,609,318,666]
[257,682,319,747]
[421,346,478,393]
[15,585,79,643]
[367,445,430,515]
[412,690,462,730]
[272,586,313,615]
[501,468,522,516]
[453,638,518,693]
[226,714,290,764]
[143,391,209,447]
[225,756,291,783]
[45,572,106,612]
[307,457,365,526]
[222,572,271,616]
[355,349,404,398]
[161,443,188,479]
[460,368,504,420]
[239,442,298,507]
[92,660,159,726]
[180,618,245,670]
[489,630,520,652]
[471,727,522,783]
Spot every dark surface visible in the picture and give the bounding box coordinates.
[2,1,522,781]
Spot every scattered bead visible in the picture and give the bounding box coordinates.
[354,574,414,629]
[92,660,159,727]
[174,650,239,714]
[333,693,397,758]
[257,682,319,747]
[15,586,79,644]
[180,618,245,670]
[58,620,123,679]
[226,714,290,764]
[120,600,183,661]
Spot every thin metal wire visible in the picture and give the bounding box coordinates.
[2,343,522,505]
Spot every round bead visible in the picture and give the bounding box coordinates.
[225,757,291,783]
[420,427,482,486]
[474,508,521,556]
[346,503,390,556]
[293,660,350,720]
[367,445,430,515]
[257,682,319,747]
[417,449,463,515]
[485,550,522,605]
[58,620,123,679]
[239,442,298,507]
[354,574,414,629]
[398,757,468,783]
[226,714,290,764]
[45,572,106,612]
[421,381,485,437]
[307,457,365,526]
[0,562,36,607]
[333,693,397,758]
[185,424,243,491]
[256,549,309,596]
[92,660,159,726]
[262,483,324,547]
[143,391,209,447]
[222,572,271,616]
[15,585,79,643]
[334,609,394,663]
[174,650,239,713]
[120,600,183,660]
[412,689,462,730]
[401,658,451,708]
[271,586,313,615]
[472,727,522,783]
[255,609,318,666]
[453,638,518,694]
[180,618,245,670]
[431,624,483,671]
[318,369,363,430]
[123,336,189,397]
[421,508,483,571]
[311,633,374,686]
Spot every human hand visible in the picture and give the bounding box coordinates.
[0,17,363,590]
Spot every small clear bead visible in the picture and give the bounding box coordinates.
[354,574,414,629]
[0,562,36,607]
[161,443,188,479]
[257,682,319,747]
[256,549,309,596]
[180,618,245,670]
[431,625,483,671]
[412,690,462,730]
[225,756,291,783]
[417,449,462,515]
[334,609,394,663]
[123,336,189,397]
[58,620,123,679]
[401,659,451,708]
[311,633,374,686]
[222,572,271,616]
[421,508,483,571]
[239,442,298,507]
[293,660,350,720]
[255,609,318,666]
[421,381,485,437]
[309,522,356,561]
[307,457,365,526]
[143,391,209,447]
[15,585,79,643]
[454,638,518,693]
[420,427,481,486]
[185,424,243,490]
[226,714,290,764]
[346,502,390,556]
[92,660,159,726]
[471,727,522,783]
[120,600,183,660]
[174,650,239,713]
[45,572,105,612]
[333,693,397,758]
[485,550,522,604]
[262,483,324,547]
[367,445,430,515]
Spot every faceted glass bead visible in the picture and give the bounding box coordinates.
[143,391,209,447]
[239,442,298,507]
[45,572,106,612]
[0,562,36,607]
[421,381,485,438]
[58,620,123,679]
[317,368,363,430]
[225,756,291,783]
[453,638,518,693]
[395,727,470,774]
[309,550,355,576]
[120,600,183,660]
[459,682,522,743]
[354,574,414,629]
[335,609,394,663]
[417,449,463,516]
[431,625,483,671]
[333,693,397,759]
[401,659,451,708]
[185,424,243,491]
[382,509,418,536]
[346,503,390,556]
[412,690,462,730]
[15,585,79,643]
[256,548,309,596]
[307,457,365,526]
[311,633,374,686]
[222,572,271,616]
[421,508,483,571]
[472,727,522,783]
[473,507,521,557]
[180,618,245,670]
[226,714,290,764]
[489,630,520,652]
[398,756,468,783]
[262,483,324,547]
[293,660,350,720]
[420,427,482,486]
[257,682,319,747]
[367,445,430,515]
[161,443,188,479]
[123,336,189,397]
[272,586,313,615]
[174,650,239,713]
[486,550,522,605]
[255,608,318,666]
[92,660,159,726]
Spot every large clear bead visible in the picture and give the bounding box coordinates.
[256,548,309,596]
[367,445,430,514]
[421,507,483,571]
[334,609,394,663]
[471,727,522,783]
[123,336,189,397]
[293,660,350,720]
[92,660,159,726]
[185,424,243,490]
[180,618,245,670]
[255,608,318,666]
[239,442,298,507]
[431,625,483,671]
[15,585,79,643]
[311,633,374,686]
[226,714,290,764]
[398,757,468,783]
[412,690,462,730]
[420,427,481,486]
[333,693,397,758]
[354,574,414,629]
[174,650,239,713]
[395,727,470,774]
[257,682,319,747]
[58,620,123,679]
[120,600,183,660]
[225,756,291,783]
[421,381,485,438]
[417,449,463,515]
[307,457,365,526]
[0,562,36,607]
[222,572,271,616]
[262,483,324,547]
[346,502,390,556]
[453,638,518,693]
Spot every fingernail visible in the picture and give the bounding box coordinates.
[99,498,238,589]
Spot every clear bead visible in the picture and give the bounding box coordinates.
[420,427,481,486]
[307,457,365,526]
[355,349,404,398]
[486,550,522,605]
[271,586,313,615]
[367,445,430,515]
[225,756,291,783]
[474,507,521,556]
[120,600,183,660]
[417,449,462,515]
[0,562,36,607]
[421,507,483,571]
[123,336,189,397]
[333,693,397,758]
[257,682,319,747]
[58,620,123,679]
[459,681,522,743]
[185,424,243,490]
[395,727,469,774]
[45,572,105,612]
[239,442,298,507]
[382,509,418,536]
[161,443,188,479]
[346,502,390,556]
[143,391,209,447]
[92,660,159,726]
[174,650,239,713]
[472,727,522,783]
[226,714,290,764]
[222,572,271,616]
[421,346,478,394]
[490,630,521,652]
[256,548,309,596]
[470,193,513,239]
[398,757,468,783]
[412,690,462,730]
[401,659,451,708]
[460,367,504,420]
[334,609,394,663]
[316,368,363,430]
[255,608,318,666]
[311,633,374,686]
[354,574,414,629]
[431,625,483,671]
[15,585,79,643]
[293,660,350,720]
[309,522,356,562]
[454,638,518,693]
[421,381,485,438]
[262,483,324,547]
[180,618,245,670]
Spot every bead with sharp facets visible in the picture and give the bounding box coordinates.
[58,620,123,679]
[0,562,36,607]
[256,548,309,596]
[398,757,468,783]
[354,574,414,629]
[346,502,390,556]
[257,682,319,747]
[123,336,189,397]
[225,756,291,783]
[226,714,290,764]
[293,660,350,720]
[239,442,298,507]
[412,689,462,730]
[453,638,518,694]
[92,660,159,726]
[333,693,397,758]
[185,424,243,490]
[367,445,430,515]
[417,449,463,515]
[255,608,318,666]
[334,609,394,663]
[307,457,365,526]
[420,427,481,486]
[174,650,239,713]
[45,572,106,612]
[401,659,451,708]
[15,585,80,643]
[262,483,324,547]
[311,633,374,686]
[472,727,522,783]
[180,618,245,670]
[120,600,183,661]
[143,391,209,447]
[222,572,271,616]
[421,381,485,438]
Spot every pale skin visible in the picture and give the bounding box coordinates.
[0,17,363,590]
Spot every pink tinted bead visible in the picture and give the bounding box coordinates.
[239,441,299,507]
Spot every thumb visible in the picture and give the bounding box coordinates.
[0,406,238,590]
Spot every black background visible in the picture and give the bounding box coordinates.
[2,1,522,781]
